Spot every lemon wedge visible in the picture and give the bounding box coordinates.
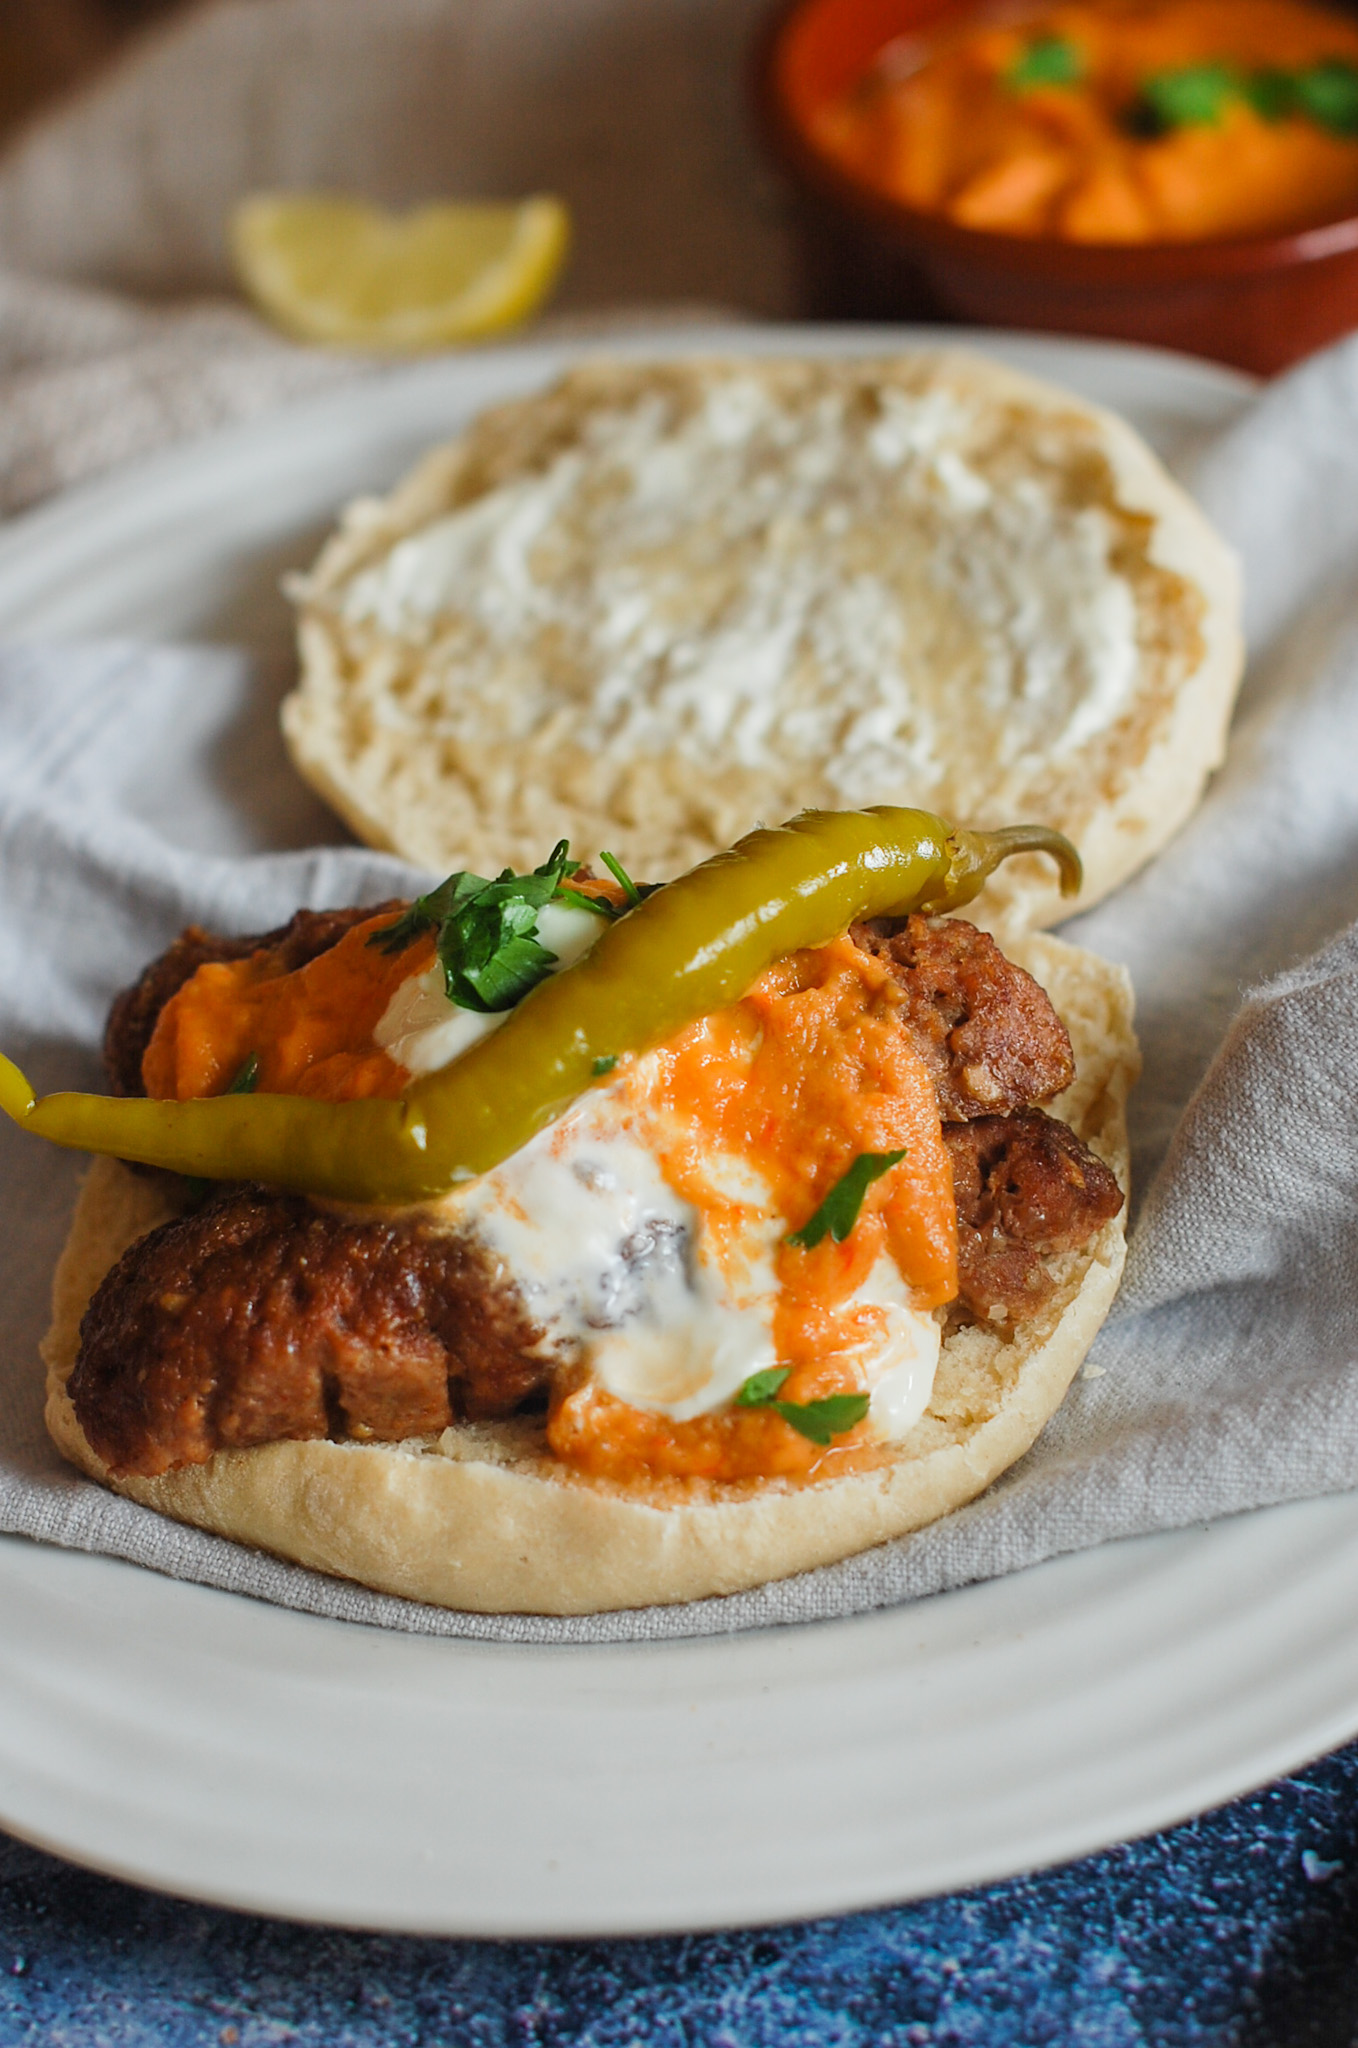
[231,194,571,351]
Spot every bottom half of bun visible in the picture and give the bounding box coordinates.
[42,932,1136,1617]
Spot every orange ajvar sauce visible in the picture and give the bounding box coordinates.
[143,915,958,1487]
[548,934,956,1484]
[814,0,1358,242]
[142,912,427,1103]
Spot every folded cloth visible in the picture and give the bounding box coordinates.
[3,336,1358,1644]
[0,269,356,516]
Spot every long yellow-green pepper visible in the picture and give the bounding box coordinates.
[0,809,1078,1204]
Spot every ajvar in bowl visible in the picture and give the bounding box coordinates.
[753,0,1358,372]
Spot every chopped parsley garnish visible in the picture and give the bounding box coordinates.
[1295,58,1358,136]
[437,877,563,1013]
[735,1367,871,1447]
[1006,35,1084,93]
[367,868,495,960]
[1139,62,1237,130]
[368,840,629,1015]
[592,1054,619,1077]
[736,1367,791,1407]
[598,849,642,907]
[785,1149,907,1251]
[1242,67,1295,123]
[554,884,616,918]
[1133,56,1358,136]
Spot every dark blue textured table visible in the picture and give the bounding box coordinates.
[3,1742,1356,2046]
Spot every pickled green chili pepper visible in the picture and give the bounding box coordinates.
[0,808,1078,1205]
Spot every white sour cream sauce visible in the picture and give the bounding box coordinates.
[380,903,941,1441]
[373,901,604,1074]
[339,376,1143,796]
[454,1084,941,1441]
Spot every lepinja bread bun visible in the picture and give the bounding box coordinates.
[284,351,1241,934]
[39,876,1135,1616]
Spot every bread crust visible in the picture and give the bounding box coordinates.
[42,931,1137,1616]
[284,350,1242,932]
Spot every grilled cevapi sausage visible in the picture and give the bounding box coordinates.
[71,907,1118,1477]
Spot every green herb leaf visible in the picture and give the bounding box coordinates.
[546,840,625,918]
[786,1149,907,1250]
[599,849,642,907]
[367,870,487,957]
[734,1369,870,1444]
[1243,67,1296,122]
[736,1367,792,1407]
[367,841,616,1015]
[1006,35,1084,93]
[364,839,640,1020]
[1140,62,1238,129]
[439,880,557,1013]
[534,839,574,878]
[772,1393,873,1446]
[555,886,617,918]
[1137,57,1358,136]
[592,1054,618,1077]
[1295,58,1358,136]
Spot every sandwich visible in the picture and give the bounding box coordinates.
[6,808,1138,1614]
[284,351,1242,931]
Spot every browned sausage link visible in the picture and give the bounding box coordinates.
[103,904,405,1097]
[852,915,1076,1120]
[71,1106,1123,1475]
[69,1187,553,1478]
[944,1108,1124,1324]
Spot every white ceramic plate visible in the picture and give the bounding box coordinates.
[8,324,1355,1941]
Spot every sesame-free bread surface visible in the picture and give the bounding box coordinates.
[43,931,1136,1616]
[285,352,1241,931]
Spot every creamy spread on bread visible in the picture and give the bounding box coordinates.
[286,354,1238,936]
[336,372,1142,795]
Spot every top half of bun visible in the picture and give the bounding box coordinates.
[285,349,1242,932]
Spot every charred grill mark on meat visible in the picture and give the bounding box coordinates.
[852,914,1075,1119]
[103,904,403,1097]
[945,1109,1123,1324]
[70,1187,552,1478]
[73,908,1121,1477]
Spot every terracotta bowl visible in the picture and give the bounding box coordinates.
[752,0,1358,374]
